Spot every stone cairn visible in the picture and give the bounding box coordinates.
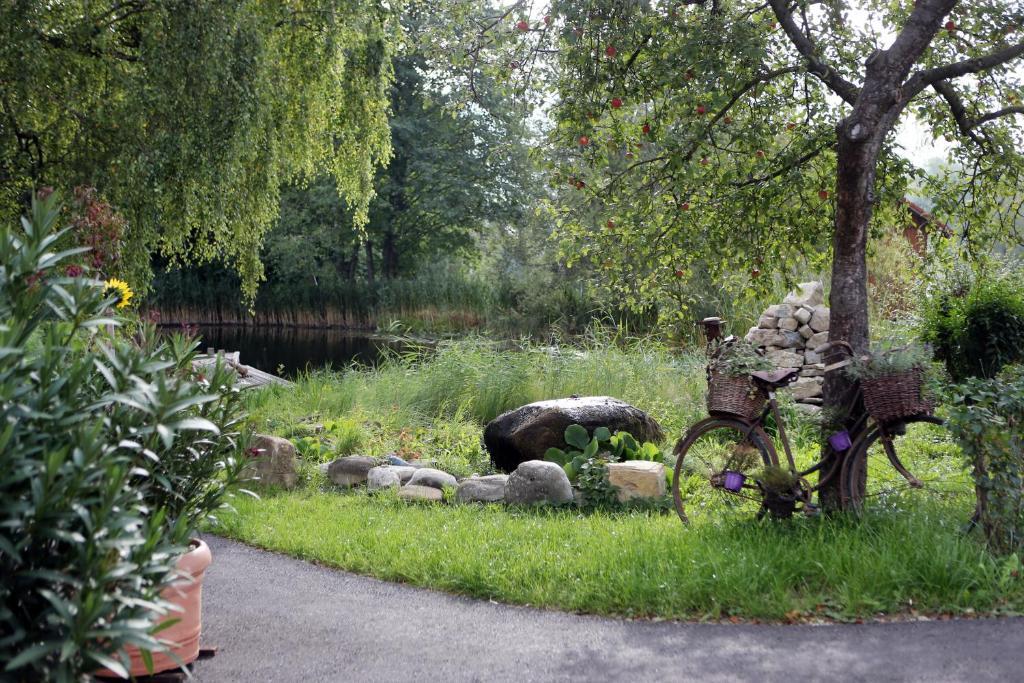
[744,281,830,410]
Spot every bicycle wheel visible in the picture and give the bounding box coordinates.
[840,415,971,512]
[672,417,778,525]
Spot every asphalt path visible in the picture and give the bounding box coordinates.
[193,535,1024,682]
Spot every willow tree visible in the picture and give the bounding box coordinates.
[0,0,397,300]
[440,0,1024,503]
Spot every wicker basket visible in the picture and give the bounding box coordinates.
[860,368,934,424]
[707,371,766,420]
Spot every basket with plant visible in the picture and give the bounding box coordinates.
[706,339,774,419]
[846,342,934,423]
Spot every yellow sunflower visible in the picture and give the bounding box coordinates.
[104,278,134,309]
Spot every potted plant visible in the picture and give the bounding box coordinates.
[757,465,801,519]
[706,339,774,419]
[846,342,934,423]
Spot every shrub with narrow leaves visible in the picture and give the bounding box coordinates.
[0,195,248,680]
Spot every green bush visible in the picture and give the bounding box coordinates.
[0,195,248,680]
[947,366,1024,555]
[921,274,1024,380]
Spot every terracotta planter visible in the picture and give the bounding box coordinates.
[97,538,212,677]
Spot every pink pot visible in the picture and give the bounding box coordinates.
[97,538,212,677]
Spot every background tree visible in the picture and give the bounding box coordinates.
[0,0,397,300]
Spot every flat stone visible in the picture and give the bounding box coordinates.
[794,307,812,325]
[809,305,830,333]
[407,468,458,491]
[801,363,825,377]
[757,314,779,329]
[243,435,299,489]
[794,403,823,416]
[605,461,667,502]
[791,377,824,400]
[367,466,401,492]
[745,328,782,347]
[484,397,663,473]
[798,324,814,340]
[766,350,803,368]
[804,350,822,365]
[777,330,804,349]
[397,485,444,502]
[327,455,377,488]
[808,331,829,349]
[778,317,799,331]
[505,460,573,505]
[765,304,792,318]
[455,475,509,503]
[783,281,824,308]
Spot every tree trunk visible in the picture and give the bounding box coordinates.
[364,239,375,287]
[382,230,399,279]
[819,118,885,509]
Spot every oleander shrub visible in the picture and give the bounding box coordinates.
[947,366,1024,555]
[921,273,1024,381]
[0,195,248,680]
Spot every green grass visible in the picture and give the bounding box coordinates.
[217,490,1021,622]
[226,338,1024,621]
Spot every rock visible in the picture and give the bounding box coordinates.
[791,377,824,400]
[455,475,509,503]
[745,328,782,346]
[800,397,824,405]
[392,466,418,483]
[757,314,779,329]
[808,331,829,350]
[804,349,822,365]
[766,350,804,368]
[505,460,573,505]
[407,468,457,491]
[798,324,814,340]
[776,330,804,349]
[367,466,401,492]
[794,403,822,416]
[484,397,664,473]
[801,363,826,377]
[606,461,667,502]
[398,485,444,502]
[318,462,330,475]
[765,304,792,318]
[783,281,824,308]
[809,305,830,333]
[243,435,299,489]
[387,455,412,467]
[778,317,799,331]
[327,455,377,488]
[794,307,812,325]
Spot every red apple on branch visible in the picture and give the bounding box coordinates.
[605,45,617,58]
[578,135,590,146]
[611,97,622,109]
[642,123,651,135]
[516,20,529,31]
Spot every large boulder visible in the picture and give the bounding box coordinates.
[483,396,664,473]
[505,461,573,506]
[242,435,298,489]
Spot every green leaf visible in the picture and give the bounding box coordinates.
[565,424,589,450]
[593,426,611,442]
[544,447,569,465]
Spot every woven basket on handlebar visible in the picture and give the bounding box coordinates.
[707,371,766,420]
[860,368,933,424]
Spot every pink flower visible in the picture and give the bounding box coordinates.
[65,264,84,278]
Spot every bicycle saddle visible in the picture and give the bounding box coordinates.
[750,368,800,389]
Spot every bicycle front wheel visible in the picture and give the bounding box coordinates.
[840,415,971,512]
[672,417,778,525]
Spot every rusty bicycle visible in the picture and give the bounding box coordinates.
[671,317,964,525]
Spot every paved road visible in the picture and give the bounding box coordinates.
[194,535,1023,682]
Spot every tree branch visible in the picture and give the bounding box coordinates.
[905,41,1024,98]
[932,80,985,145]
[767,0,859,105]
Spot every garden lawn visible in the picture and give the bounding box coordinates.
[217,490,1021,622]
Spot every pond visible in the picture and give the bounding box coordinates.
[191,326,411,377]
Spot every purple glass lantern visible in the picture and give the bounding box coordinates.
[828,430,852,452]
[723,471,745,492]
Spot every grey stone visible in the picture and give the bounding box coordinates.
[783,281,824,308]
[777,330,804,349]
[242,435,299,489]
[398,485,444,502]
[808,331,829,350]
[484,397,664,473]
[746,328,782,346]
[778,317,799,331]
[327,455,377,488]
[766,350,803,368]
[809,306,830,332]
[804,350,822,365]
[757,314,779,329]
[794,307,812,325]
[794,403,823,416]
[505,460,573,505]
[765,304,792,318]
[605,461,667,502]
[367,466,401,492]
[407,468,458,491]
[455,475,509,503]
[791,377,824,401]
[798,324,814,340]
[801,363,826,377]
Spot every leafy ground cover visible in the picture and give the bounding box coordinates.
[222,339,1023,621]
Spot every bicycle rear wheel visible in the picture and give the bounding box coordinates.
[840,415,971,512]
[672,417,778,525]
